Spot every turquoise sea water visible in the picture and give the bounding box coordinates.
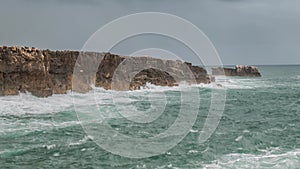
[0,65,299,168]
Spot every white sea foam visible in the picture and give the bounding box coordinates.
[0,76,263,116]
[68,135,91,146]
[211,76,269,89]
[201,149,300,169]
[188,150,199,154]
[0,83,187,116]
[139,78,264,90]
[189,129,199,133]
[0,92,75,115]
[44,144,56,150]
[234,136,243,142]
[0,119,81,135]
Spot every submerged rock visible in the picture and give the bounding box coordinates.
[212,65,261,77]
[0,46,212,97]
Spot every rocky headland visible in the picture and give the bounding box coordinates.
[0,46,211,97]
[212,65,261,77]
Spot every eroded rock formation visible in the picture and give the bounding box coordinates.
[212,65,261,77]
[0,46,211,97]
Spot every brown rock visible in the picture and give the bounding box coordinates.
[0,46,212,97]
[11,46,17,52]
[130,68,177,90]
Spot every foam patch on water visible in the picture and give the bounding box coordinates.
[137,78,265,90]
[139,82,200,91]
[0,92,76,115]
[68,135,92,146]
[0,83,192,115]
[201,149,300,169]
[0,88,118,115]
[0,76,263,116]
[211,76,269,89]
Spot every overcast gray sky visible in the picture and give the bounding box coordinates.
[0,0,299,65]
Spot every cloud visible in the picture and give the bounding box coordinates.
[0,0,299,65]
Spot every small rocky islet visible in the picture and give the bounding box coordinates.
[212,65,261,77]
[0,46,261,97]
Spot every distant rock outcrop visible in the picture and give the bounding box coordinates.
[0,46,212,97]
[212,65,261,77]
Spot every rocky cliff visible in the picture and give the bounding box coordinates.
[212,65,261,77]
[0,46,211,97]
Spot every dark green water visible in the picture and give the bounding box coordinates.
[0,65,299,168]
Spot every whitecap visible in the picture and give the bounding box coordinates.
[234,136,243,142]
[43,144,56,150]
[53,152,60,157]
[188,150,199,154]
[68,135,91,146]
[201,149,300,169]
[189,129,199,133]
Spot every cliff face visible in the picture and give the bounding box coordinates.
[0,46,211,97]
[0,46,52,97]
[212,65,261,77]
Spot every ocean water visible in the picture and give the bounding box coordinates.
[0,65,299,168]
